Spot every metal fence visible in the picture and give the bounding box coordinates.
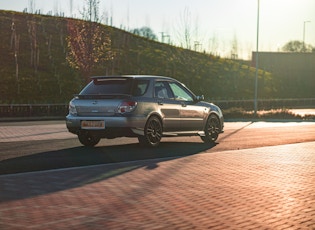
[213,98,315,110]
[0,98,314,118]
[0,104,68,118]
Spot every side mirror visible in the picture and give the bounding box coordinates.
[195,95,204,101]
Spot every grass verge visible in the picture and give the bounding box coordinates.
[223,108,315,121]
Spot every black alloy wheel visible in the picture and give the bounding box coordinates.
[201,114,220,143]
[78,131,101,147]
[138,116,162,147]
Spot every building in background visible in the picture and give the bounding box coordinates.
[252,52,315,98]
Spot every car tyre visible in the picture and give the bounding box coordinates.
[138,116,162,147]
[201,114,220,143]
[78,131,101,147]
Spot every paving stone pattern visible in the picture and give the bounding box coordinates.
[0,142,314,229]
[0,124,74,142]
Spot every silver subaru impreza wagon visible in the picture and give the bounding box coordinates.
[66,75,224,147]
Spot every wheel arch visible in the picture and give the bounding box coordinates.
[146,112,164,130]
[205,112,222,130]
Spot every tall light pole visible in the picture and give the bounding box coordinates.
[303,21,311,52]
[254,0,260,115]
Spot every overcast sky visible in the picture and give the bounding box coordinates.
[1,0,315,59]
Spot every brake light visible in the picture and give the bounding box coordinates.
[117,101,137,114]
[69,101,77,115]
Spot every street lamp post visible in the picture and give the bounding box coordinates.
[254,0,260,115]
[303,21,311,52]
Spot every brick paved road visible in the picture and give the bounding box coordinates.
[0,122,74,142]
[1,141,314,229]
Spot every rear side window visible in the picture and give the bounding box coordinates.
[80,78,132,95]
[133,79,149,96]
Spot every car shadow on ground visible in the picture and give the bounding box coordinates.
[0,141,216,202]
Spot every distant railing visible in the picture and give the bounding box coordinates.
[213,98,315,110]
[0,104,68,118]
[0,98,314,118]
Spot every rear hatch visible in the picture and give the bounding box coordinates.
[75,77,133,117]
[75,95,131,116]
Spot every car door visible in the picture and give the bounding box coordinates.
[154,81,182,132]
[168,82,205,131]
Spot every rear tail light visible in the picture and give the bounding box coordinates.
[117,101,137,114]
[69,101,77,115]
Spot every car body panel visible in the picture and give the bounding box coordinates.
[155,97,182,132]
[180,101,207,131]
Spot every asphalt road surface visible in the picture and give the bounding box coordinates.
[1,121,315,175]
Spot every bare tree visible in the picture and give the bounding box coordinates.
[11,18,20,94]
[230,33,239,59]
[69,0,73,17]
[81,0,100,22]
[27,18,39,73]
[175,7,204,51]
[53,0,60,16]
[28,0,36,14]
[208,33,219,56]
[175,7,193,49]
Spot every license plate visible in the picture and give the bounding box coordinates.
[81,120,105,129]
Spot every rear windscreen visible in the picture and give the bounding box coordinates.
[80,78,132,95]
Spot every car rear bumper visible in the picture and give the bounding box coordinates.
[66,114,146,136]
